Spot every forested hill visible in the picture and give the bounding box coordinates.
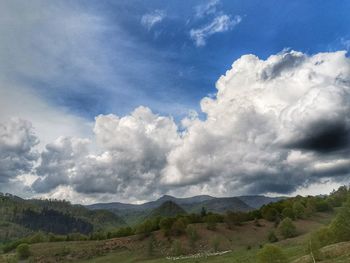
[0,193,126,242]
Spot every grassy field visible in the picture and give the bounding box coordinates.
[0,212,337,263]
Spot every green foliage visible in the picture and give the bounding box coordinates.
[278,217,297,239]
[200,207,207,217]
[16,243,30,259]
[293,202,305,219]
[306,230,327,261]
[205,214,219,230]
[159,217,176,237]
[261,207,279,222]
[329,198,350,242]
[111,226,134,238]
[281,207,294,220]
[315,198,332,212]
[257,244,287,263]
[171,218,187,236]
[268,230,278,243]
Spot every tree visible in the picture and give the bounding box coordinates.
[159,217,176,237]
[257,244,287,263]
[278,217,297,238]
[17,243,30,259]
[262,207,279,222]
[201,207,207,217]
[171,218,186,236]
[281,207,294,220]
[293,202,305,219]
[329,199,350,242]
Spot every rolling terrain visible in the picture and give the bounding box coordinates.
[86,194,282,225]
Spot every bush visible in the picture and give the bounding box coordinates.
[268,230,278,243]
[257,244,287,263]
[16,243,30,259]
[205,214,219,231]
[278,217,297,238]
[293,202,305,219]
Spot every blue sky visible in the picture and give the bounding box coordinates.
[6,0,349,121]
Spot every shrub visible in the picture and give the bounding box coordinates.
[257,244,287,263]
[16,243,30,259]
[205,214,220,230]
[268,230,278,243]
[171,218,187,236]
[278,217,297,238]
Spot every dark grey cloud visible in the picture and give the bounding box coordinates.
[0,119,38,183]
[287,120,350,153]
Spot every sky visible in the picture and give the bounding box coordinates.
[1,0,350,204]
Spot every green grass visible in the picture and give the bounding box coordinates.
[0,212,337,263]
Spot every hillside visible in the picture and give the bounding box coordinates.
[238,195,285,209]
[2,186,350,262]
[147,201,187,218]
[0,211,336,262]
[0,193,126,242]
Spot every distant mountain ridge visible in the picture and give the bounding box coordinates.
[147,200,187,218]
[86,194,284,225]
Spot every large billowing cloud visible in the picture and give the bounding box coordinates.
[2,50,350,202]
[162,50,350,194]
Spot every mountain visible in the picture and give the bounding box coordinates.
[147,200,187,218]
[237,195,286,209]
[87,194,279,224]
[184,197,252,213]
[86,194,281,216]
